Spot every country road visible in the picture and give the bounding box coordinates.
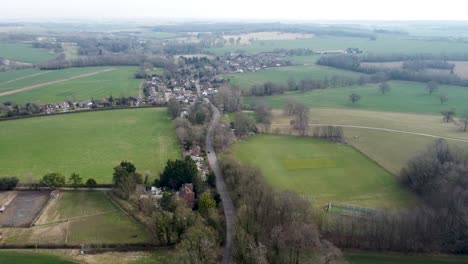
[272,123,468,143]
[205,99,235,264]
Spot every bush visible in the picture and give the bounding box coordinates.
[41,173,66,189]
[86,178,97,189]
[0,177,19,190]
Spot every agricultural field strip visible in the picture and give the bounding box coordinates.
[0,71,51,85]
[272,123,468,143]
[0,68,116,97]
[34,210,118,227]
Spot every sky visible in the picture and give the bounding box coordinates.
[2,0,468,21]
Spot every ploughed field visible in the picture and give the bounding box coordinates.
[0,66,140,104]
[230,134,414,209]
[0,108,180,183]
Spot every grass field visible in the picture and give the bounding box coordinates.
[244,80,468,115]
[230,134,414,208]
[346,252,468,264]
[0,108,180,183]
[0,251,75,264]
[0,66,140,104]
[225,64,361,90]
[269,108,468,174]
[208,36,468,55]
[0,42,57,63]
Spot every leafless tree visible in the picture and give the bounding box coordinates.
[438,93,449,104]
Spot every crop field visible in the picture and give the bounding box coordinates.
[0,251,75,264]
[0,191,49,227]
[0,42,57,63]
[346,252,468,264]
[230,134,414,208]
[224,64,362,90]
[0,66,140,104]
[269,108,468,174]
[208,36,468,55]
[243,80,468,115]
[0,191,149,245]
[222,32,314,44]
[0,108,180,183]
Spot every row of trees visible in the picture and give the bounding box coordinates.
[41,173,97,189]
[220,157,346,264]
[323,139,468,253]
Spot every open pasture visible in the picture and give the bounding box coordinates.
[0,66,140,104]
[0,42,57,63]
[269,108,468,174]
[0,108,180,183]
[230,134,414,208]
[0,251,76,264]
[225,64,361,90]
[244,80,468,115]
[208,36,468,55]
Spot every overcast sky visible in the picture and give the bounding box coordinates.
[3,0,468,21]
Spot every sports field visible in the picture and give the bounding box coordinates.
[0,251,75,264]
[230,134,414,208]
[0,191,149,245]
[224,64,361,90]
[0,108,180,183]
[346,252,468,264]
[243,80,468,115]
[0,66,140,104]
[0,42,57,63]
[208,36,468,55]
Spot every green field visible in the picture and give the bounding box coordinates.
[0,42,57,63]
[346,252,468,264]
[0,108,180,183]
[0,251,75,264]
[244,80,468,115]
[230,134,414,208]
[208,36,468,55]
[0,66,140,104]
[225,64,361,90]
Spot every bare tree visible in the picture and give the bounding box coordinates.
[167,98,182,119]
[349,93,361,105]
[460,110,468,132]
[254,101,272,132]
[233,112,256,137]
[426,81,439,95]
[438,93,449,104]
[441,109,456,123]
[378,82,391,95]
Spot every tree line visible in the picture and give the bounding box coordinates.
[323,139,468,254]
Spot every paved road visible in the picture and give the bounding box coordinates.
[272,123,468,143]
[205,99,235,264]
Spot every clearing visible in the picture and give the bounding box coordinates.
[243,80,468,115]
[0,66,140,104]
[0,108,180,183]
[225,64,361,90]
[0,42,57,63]
[230,134,414,209]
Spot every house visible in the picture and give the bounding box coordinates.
[179,183,195,208]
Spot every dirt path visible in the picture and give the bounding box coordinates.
[272,123,468,143]
[205,98,235,264]
[0,71,51,86]
[0,68,116,97]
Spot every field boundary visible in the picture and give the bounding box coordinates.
[0,68,116,97]
[29,194,52,227]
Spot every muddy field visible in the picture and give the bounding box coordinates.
[0,192,49,227]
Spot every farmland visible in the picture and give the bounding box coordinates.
[243,80,468,115]
[224,64,361,90]
[0,191,149,245]
[0,108,180,183]
[230,134,414,208]
[0,42,57,63]
[0,66,140,104]
[208,36,468,55]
